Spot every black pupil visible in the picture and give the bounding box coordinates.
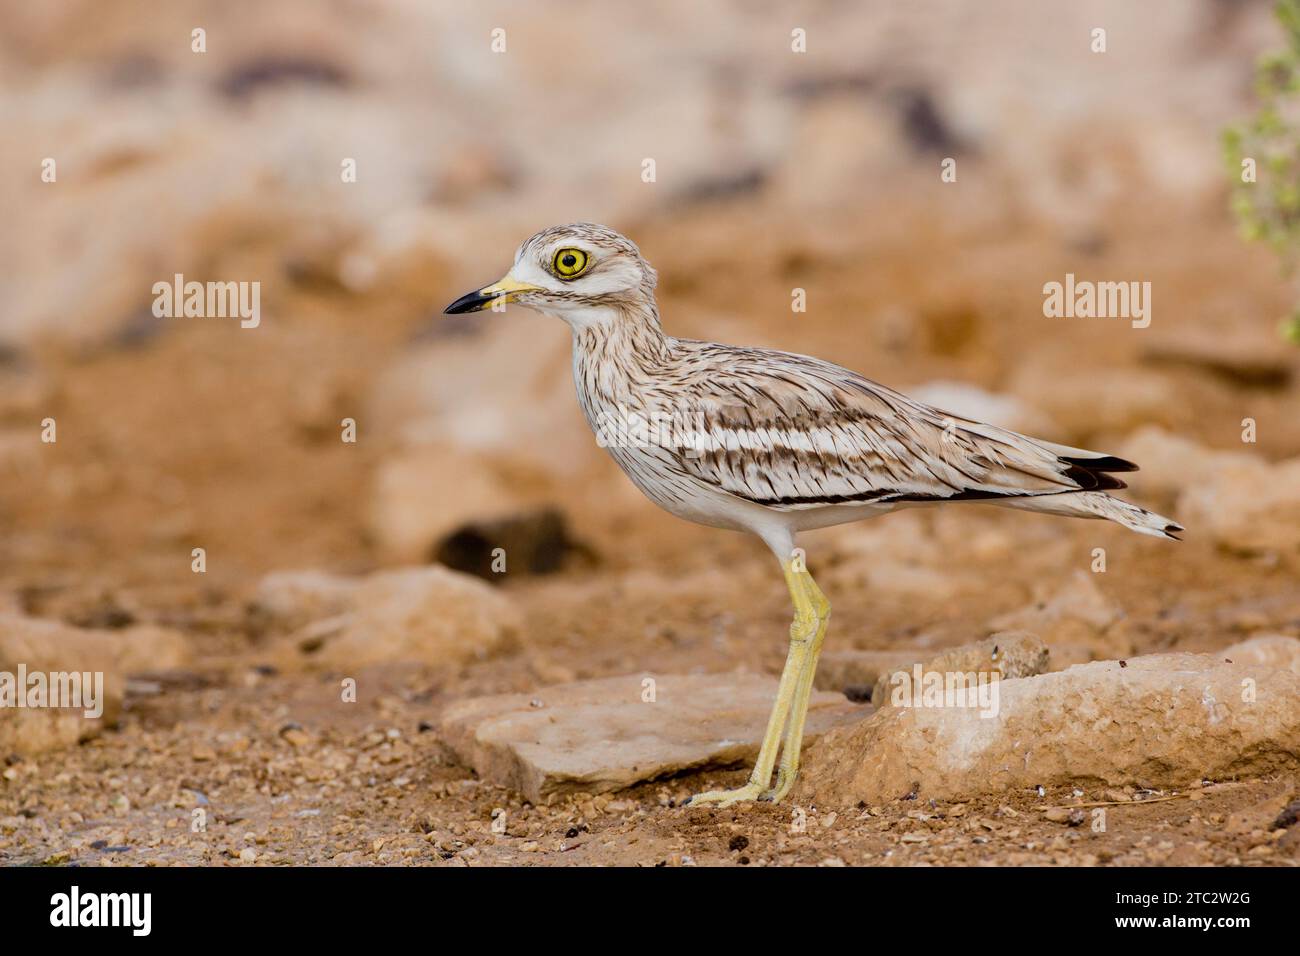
[562,254,576,267]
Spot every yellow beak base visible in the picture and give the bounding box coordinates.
[443,275,539,314]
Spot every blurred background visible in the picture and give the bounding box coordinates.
[2,0,1296,588]
[2,0,1300,865]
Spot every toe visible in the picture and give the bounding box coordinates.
[762,772,796,803]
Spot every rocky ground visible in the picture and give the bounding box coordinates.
[3,0,1300,866]
[4,197,1300,866]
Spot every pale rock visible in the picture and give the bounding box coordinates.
[1118,428,1300,555]
[798,653,1300,806]
[1181,456,1300,555]
[438,673,865,803]
[302,566,520,669]
[0,614,190,755]
[365,313,595,553]
[1221,634,1300,675]
[253,570,360,632]
[108,624,190,674]
[367,444,556,564]
[1116,427,1244,499]
[871,631,1050,707]
[1223,782,1293,835]
[767,98,899,210]
[1043,642,1100,672]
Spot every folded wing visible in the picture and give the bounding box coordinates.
[662,345,1133,510]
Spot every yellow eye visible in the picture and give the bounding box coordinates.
[552,248,589,278]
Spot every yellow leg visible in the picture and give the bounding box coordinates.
[763,569,830,803]
[685,559,820,807]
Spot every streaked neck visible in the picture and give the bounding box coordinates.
[570,299,670,365]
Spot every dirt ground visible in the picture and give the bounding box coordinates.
[3,196,1299,867]
[3,1,1300,867]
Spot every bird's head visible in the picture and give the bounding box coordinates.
[443,222,658,328]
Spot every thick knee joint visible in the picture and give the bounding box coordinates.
[785,608,816,639]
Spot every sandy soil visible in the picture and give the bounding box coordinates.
[4,0,1300,867]
[3,197,1299,867]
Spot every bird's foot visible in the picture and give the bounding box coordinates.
[761,769,797,804]
[682,781,768,808]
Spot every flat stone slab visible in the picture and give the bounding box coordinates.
[439,673,866,803]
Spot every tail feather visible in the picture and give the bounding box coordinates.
[998,491,1183,540]
[1060,463,1129,492]
[1052,448,1139,493]
[1059,454,1139,473]
[1007,439,1180,538]
[1036,440,1140,472]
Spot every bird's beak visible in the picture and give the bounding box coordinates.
[443,275,539,314]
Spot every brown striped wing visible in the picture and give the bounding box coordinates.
[662,347,1121,510]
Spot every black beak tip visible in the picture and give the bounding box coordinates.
[443,290,489,315]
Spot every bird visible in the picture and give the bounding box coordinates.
[444,222,1182,807]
